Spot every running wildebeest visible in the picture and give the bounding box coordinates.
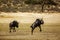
[9,20,19,32]
[31,18,44,35]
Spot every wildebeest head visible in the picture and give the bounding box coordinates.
[36,18,44,24]
[12,20,19,28]
[40,18,44,24]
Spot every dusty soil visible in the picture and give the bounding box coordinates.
[0,12,60,40]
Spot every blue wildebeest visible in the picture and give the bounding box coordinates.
[31,18,44,35]
[9,20,19,32]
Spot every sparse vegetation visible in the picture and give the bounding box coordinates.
[25,0,58,12]
[0,0,60,13]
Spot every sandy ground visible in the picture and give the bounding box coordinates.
[0,12,60,40]
[0,12,60,24]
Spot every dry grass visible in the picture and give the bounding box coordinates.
[0,13,60,40]
[0,23,60,40]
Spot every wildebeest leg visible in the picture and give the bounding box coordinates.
[9,27,11,32]
[13,27,16,32]
[39,26,42,32]
[31,28,35,35]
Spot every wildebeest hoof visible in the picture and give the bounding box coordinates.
[40,30,42,32]
[9,31,11,33]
